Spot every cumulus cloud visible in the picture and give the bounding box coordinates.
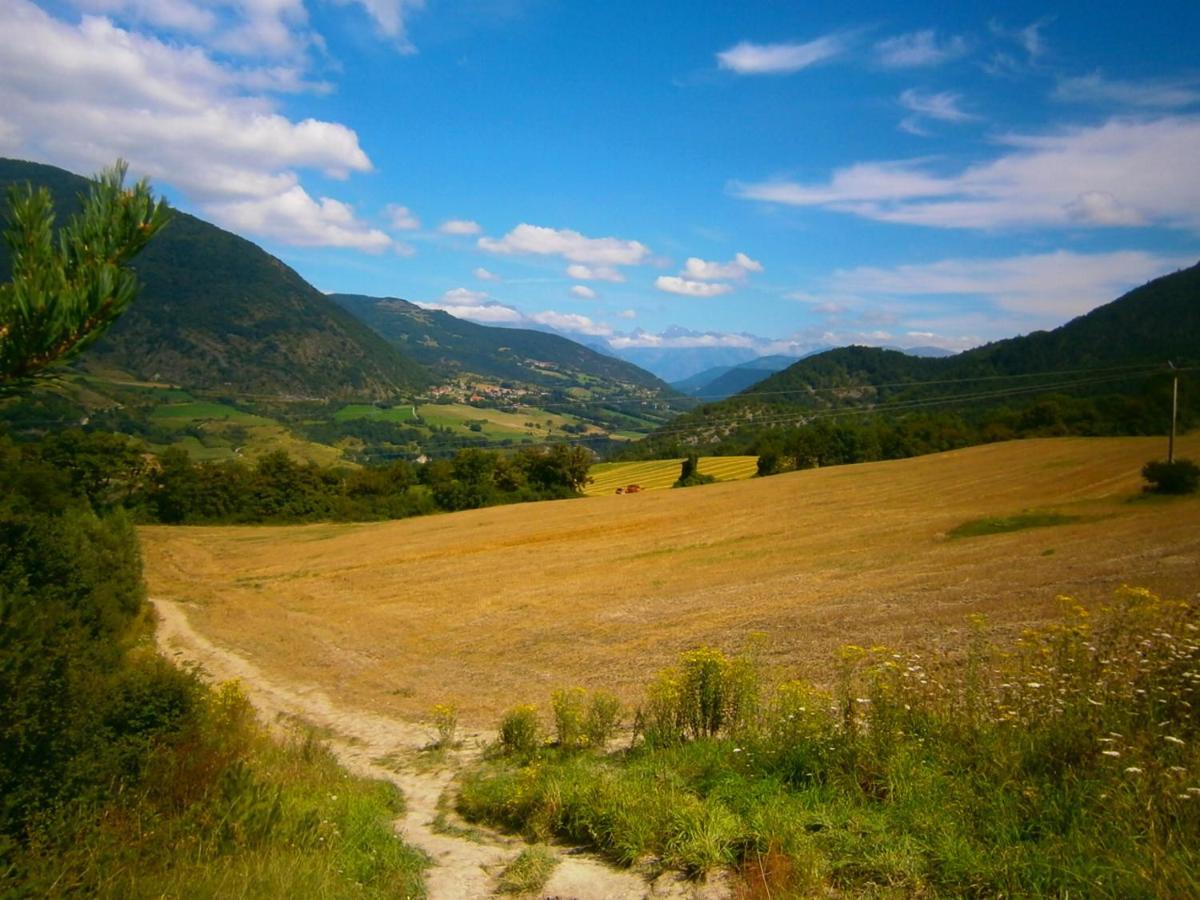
[829,250,1188,320]
[733,116,1200,231]
[682,252,763,281]
[716,34,847,75]
[655,276,734,297]
[566,263,625,282]
[439,218,482,235]
[474,266,501,281]
[875,30,968,68]
[1,0,390,250]
[385,203,420,230]
[529,310,611,336]
[479,223,651,266]
[416,287,524,323]
[570,284,597,299]
[1053,72,1200,109]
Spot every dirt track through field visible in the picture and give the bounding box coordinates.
[153,598,729,899]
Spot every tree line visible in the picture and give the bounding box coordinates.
[0,429,594,525]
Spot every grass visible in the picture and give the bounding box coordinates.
[458,588,1200,896]
[496,845,559,894]
[149,401,271,425]
[948,510,1084,538]
[7,682,427,898]
[334,403,417,424]
[585,456,759,495]
[415,403,583,439]
[138,435,1200,727]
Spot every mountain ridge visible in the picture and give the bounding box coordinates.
[0,157,428,400]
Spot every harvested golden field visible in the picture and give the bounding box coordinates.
[584,456,759,495]
[141,436,1200,726]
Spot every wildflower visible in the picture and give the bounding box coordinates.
[1027,682,1042,689]
[732,747,742,753]
[1164,735,1185,745]
[1169,766,1187,773]
[1125,767,1143,774]
[1102,750,1121,757]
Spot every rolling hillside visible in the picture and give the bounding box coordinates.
[641,262,1199,453]
[139,434,1200,724]
[0,158,428,400]
[331,293,670,393]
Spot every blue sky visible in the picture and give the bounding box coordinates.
[3,0,1199,367]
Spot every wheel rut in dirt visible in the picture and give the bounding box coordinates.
[152,598,728,900]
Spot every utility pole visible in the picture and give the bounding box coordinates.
[1168,361,1178,464]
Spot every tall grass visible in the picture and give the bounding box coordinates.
[458,587,1200,896]
[5,677,427,898]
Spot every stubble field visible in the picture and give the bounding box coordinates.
[141,435,1200,725]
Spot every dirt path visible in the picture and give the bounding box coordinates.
[152,598,729,900]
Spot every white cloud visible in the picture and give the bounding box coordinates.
[474,266,501,281]
[69,0,218,35]
[439,218,482,235]
[1,1,389,250]
[529,311,612,336]
[617,309,637,319]
[609,329,757,350]
[655,276,734,298]
[716,34,847,75]
[566,263,625,282]
[1053,73,1200,109]
[570,284,597,300]
[682,252,763,281]
[479,223,651,266]
[899,89,976,123]
[437,287,489,306]
[331,0,425,51]
[734,116,1200,231]
[385,203,420,230]
[875,30,967,68]
[830,250,1188,320]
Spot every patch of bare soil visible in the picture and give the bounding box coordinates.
[153,598,730,900]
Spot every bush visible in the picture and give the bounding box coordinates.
[1142,457,1200,494]
[584,691,622,748]
[552,689,587,749]
[498,705,542,755]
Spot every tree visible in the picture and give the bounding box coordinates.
[0,160,170,391]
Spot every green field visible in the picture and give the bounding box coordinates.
[333,403,418,423]
[149,401,272,425]
[584,455,759,495]
[416,403,586,439]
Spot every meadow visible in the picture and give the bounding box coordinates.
[140,435,1200,727]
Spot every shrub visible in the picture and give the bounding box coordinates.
[584,691,622,748]
[1142,457,1200,494]
[552,689,587,749]
[498,705,541,755]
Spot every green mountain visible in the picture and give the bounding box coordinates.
[672,354,805,399]
[331,293,671,393]
[0,158,428,400]
[753,260,1199,407]
[637,261,1199,455]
